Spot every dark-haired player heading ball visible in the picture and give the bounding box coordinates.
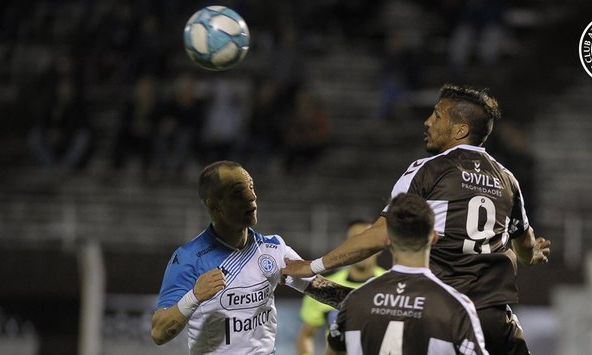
[284,84,551,355]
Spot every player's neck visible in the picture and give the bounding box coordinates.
[391,250,430,269]
[441,139,474,152]
[211,223,249,250]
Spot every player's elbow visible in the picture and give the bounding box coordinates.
[150,314,173,346]
[151,327,164,345]
[151,327,169,345]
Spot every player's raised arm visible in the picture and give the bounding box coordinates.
[511,226,551,265]
[282,217,390,278]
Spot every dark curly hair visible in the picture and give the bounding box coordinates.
[439,84,501,146]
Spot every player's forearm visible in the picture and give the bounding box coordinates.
[151,307,189,345]
[323,217,389,270]
[304,276,353,309]
[511,227,535,265]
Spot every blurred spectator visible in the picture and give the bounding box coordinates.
[126,14,167,79]
[376,0,425,121]
[27,68,94,171]
[152,74,209,176]
[88,2,136,84]
[246,23,304,172]
[244,78,284,170]
[110,76,159,175]
[448,0,507,76]
[282,91,332,173]
[200,76,251,163]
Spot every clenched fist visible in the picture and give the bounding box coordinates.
[194,268,226,302]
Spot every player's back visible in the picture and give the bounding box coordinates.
[393,145,529,308]
[330,265,487,355]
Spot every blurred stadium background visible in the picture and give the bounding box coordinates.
[1,0,592,354]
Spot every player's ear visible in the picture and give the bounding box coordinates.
[430,231,439,245]
[454,123,470,140]
[453,123,470,140]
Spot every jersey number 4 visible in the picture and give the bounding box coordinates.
[463,196,510,254]
[379,320,404,355]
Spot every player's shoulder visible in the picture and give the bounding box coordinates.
[402,156,434,175]
[252,229,294,256]
[403,148,461,176]
[420,270,475,310]
[481,151,520,183]
[166,228,216,266]
[177,228,215,255]
[251,228,285,246]
[451,145,511,171]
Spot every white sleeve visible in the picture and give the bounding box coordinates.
[284,245,303,261]
[381,159,426,213]
[283,245,314,292]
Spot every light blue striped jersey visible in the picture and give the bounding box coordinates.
[155,225,304,354]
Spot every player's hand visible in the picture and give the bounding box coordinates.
[530,237,551,265]
[193,268,226,302]
[281,259,315,278]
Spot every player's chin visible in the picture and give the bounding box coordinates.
[425,142,439,154]
[245,213,257,227]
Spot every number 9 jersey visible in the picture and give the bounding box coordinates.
[382,145,529,309]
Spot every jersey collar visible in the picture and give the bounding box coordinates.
[208,224,255,251]
[444,144,486,154]
[391,264,432,275]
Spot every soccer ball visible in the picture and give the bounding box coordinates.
[183,6,250,71]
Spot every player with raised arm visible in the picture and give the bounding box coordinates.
[327,193,488,355]
[151,161,352,354]
[284,85,551,354]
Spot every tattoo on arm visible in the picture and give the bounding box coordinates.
[326,249,379,268]
[335,250,367,262]
[303,276,353,309]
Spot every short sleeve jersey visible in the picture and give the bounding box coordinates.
[327,265,488,355]
[155,225,306,354]
[299,267,385,328]
[382,145,529,308]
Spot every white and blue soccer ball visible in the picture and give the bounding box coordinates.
[183,6,250,71]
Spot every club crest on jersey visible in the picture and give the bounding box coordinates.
[258,254,277,276]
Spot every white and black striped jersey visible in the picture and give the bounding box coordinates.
[382,144,529,308]
[327,265,488,355]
